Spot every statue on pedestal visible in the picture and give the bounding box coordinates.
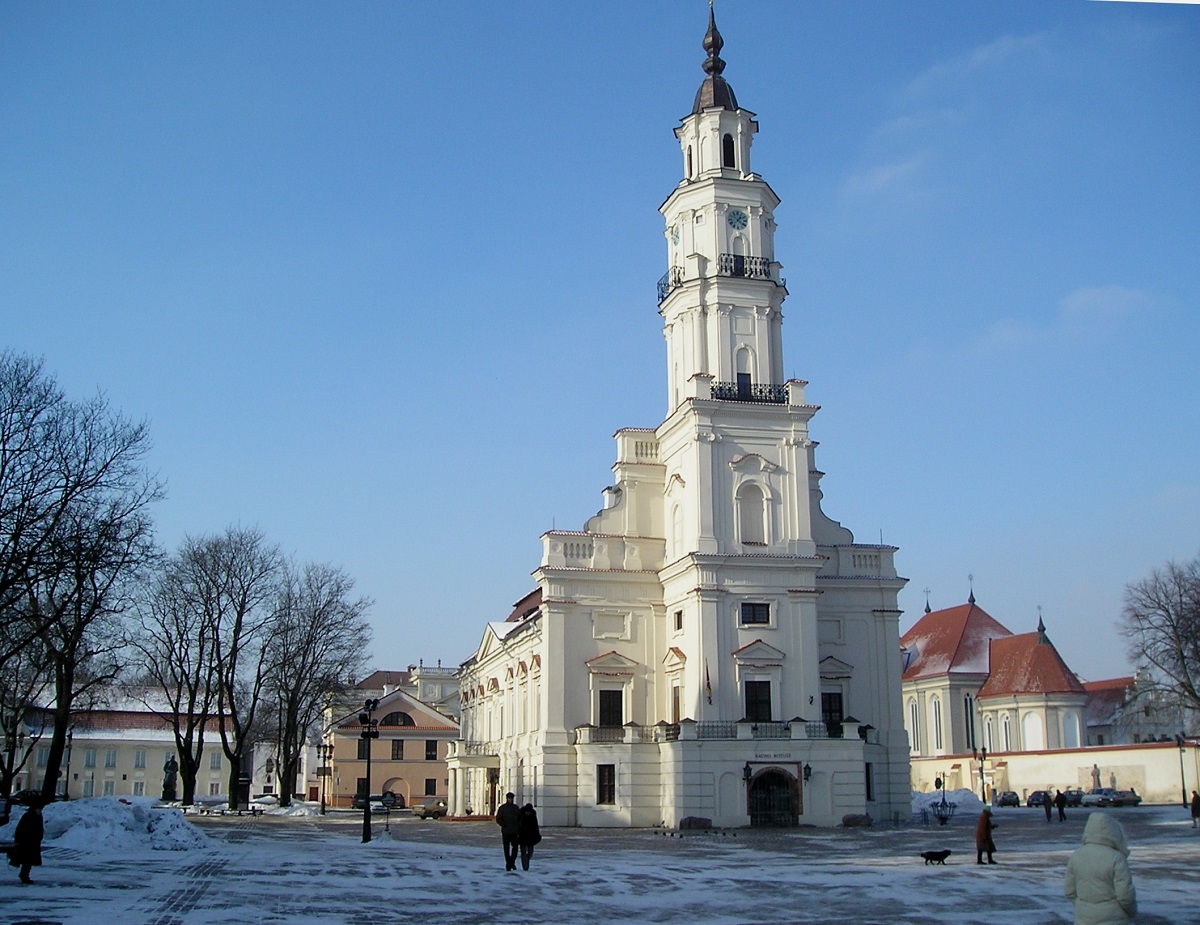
[162,755,179,802]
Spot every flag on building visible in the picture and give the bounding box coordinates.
[705,662,712,704]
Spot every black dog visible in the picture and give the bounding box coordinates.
[921,850,952,865]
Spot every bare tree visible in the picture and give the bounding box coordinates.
[131,551,222,805]
[1122,555,1200,724]
[0,618,52,798]
[0,352,162,800]
[191,527,282,808]
[266,562,371,806]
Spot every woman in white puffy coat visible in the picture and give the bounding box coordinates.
[1064,813,1137,924]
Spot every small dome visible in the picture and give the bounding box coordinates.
[691,7,739,114]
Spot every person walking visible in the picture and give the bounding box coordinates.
[1055,789,1068,822]
[517,803,541,871]
[495,792,521,871]
[1190,790,1199,828]
[975,806,997,865]
[7,802,44,884]
[1064,812,1137,924]
[1043,792,1053,823]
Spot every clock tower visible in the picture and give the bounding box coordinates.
[659,7,786,411]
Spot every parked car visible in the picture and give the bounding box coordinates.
[412,799,448,819]
[8,790,63,806]
[1025,790,1050,808]
[351,793,385,811]
[1081,787,1119,806]
[1115,790,1142,806]
[994,791,1020,807]
[1063,788,1084,807]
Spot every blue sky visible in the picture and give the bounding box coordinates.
[3,1,1197,682]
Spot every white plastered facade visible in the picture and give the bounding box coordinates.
[450,21,910,828]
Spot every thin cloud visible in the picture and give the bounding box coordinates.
[976,285,1150,350]
[841,153,927,200]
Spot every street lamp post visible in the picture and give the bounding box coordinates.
[972,747,988,803]
[359,699,380,844]
[1177,734,1188,808]
[317,742,333,815]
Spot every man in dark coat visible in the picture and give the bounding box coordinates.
[495,792,521,871]
[975,807,997,865]
[1055,789,1068,822]
[8,803,44,884]
[517,803,541,871]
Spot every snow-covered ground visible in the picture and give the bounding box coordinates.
[1,798,1197,924]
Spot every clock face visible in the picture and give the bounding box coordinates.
[727,209,748,230]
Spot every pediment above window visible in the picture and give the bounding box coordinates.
[820,655,854,679]
[732,639,785,666]
[586,650,639,677]
[662,647,687,672]
[729,453,779,474]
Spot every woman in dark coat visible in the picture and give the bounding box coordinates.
[975,807,997,865]
[9,803,44,884]
[517,803,541,871]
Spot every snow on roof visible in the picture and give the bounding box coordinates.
[977,631,1086,698]
[899,601,1013,681]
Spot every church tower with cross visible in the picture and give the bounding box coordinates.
[450,9,910,829]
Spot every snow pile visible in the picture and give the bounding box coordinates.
[267,801,321,817]
[911,788,986,816]
[2,798,209,852]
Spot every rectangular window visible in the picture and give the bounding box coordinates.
[209,751,221,770]
[736,371,752,398]
[391,740,404,760]
[357,738,370,761]
[134,749,146,769]
[822,692,844,738]
[744,680,772,722]
[36,747,48,768]
[424,778,436,796]
[132,781,145,797]
[84,748,97,768]
[864,762,874,802]
[674,610,683,632]
[209,782,221,796]
[598,689,623,727]
[102,780,115,796]
[104,748,118,768]
[740,602,770,625]
[83,779,95,797]
[597,764,616,805]
[671,685,681,724]
[356,777,369,796]
[425,740,438,761]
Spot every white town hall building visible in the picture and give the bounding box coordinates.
[448,11,910,829]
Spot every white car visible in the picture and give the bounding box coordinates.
[1081,787,1119,806]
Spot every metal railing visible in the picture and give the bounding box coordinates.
[593,726,625,743]
[696,721,737,739]
[751,722,790,739]
[657,266,684,302]
[711,381,788,404]
[717,254,771,279]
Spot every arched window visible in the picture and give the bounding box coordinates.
[671,504,683,560]
[964,694,976,750]
[686,145,693,178]
[931,696,943,751]
[1001,715,1012,751]
[736,346,753,398]
[908,699,921,755]
[984,716,994,752]
[1022,712,1044,751]
[1063,712,1080,749]
[722,133,736,168]
[381,711,415,727]
[737,483,765,545]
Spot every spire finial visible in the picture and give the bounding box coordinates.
[923,587,931,614]
[967,574,975,605]
[1037,605,1047,641]
[702,2,726,78]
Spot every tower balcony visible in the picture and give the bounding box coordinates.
[711,380,788,403]
[657,266,684,303]
[717,253,771,279]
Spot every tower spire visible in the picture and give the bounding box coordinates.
[692,3,739,113]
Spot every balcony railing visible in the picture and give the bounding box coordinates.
[751,722,790,739]
[593,726,625,743]
[718,253,771,279]
[657,266,684,303]
[711,381,788,404]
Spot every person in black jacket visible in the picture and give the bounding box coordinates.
[1054,789,1068,822]
[517,803,541,871]
[8,803,44,884]
[495,792,521,871]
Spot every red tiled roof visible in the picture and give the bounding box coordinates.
[900,602,1013,681]
[1083,677,1134,726]
[506,587,542,623]
[1083,677,1135,693]
[356,670,412,690]
[977,631,1086,698]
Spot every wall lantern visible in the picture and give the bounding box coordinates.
[743,762,753,782]
[802,763,812,783]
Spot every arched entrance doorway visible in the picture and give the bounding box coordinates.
[748,769,799,827]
